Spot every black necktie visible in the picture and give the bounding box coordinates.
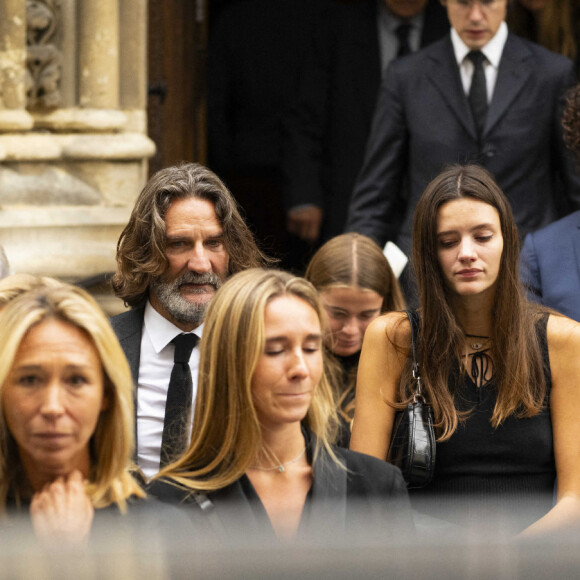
[160,333,199,467]
[395,23,412,58]
[467,51,488,139]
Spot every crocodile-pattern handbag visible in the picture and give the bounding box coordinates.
[387,310,436,488]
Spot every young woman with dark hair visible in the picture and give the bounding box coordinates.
[350,164,580,535]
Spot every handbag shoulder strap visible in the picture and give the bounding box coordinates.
[405,309,423,397]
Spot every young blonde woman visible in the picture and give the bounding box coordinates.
[149,269,412,544]
[351,165,580,535]
[0,281,144,546]
[305,233,405,446]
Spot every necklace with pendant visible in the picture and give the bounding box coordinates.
[465,333,490,351]
[250,447,307,473]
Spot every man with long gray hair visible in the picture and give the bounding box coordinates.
[111,162,269,478]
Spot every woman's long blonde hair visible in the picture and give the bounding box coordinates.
[156,269,340,492]
[0,281,144,513]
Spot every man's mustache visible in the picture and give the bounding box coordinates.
[175,272,222,289]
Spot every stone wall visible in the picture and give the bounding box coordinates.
[0,0,154,312]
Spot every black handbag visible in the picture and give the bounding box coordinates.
[387,310,436,488]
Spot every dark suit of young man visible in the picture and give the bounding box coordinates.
[346,0,580,257]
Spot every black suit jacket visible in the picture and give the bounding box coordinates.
[281,0,449,241]
[110,307,144,449]
[110,307,144,386]
[346,32,580,254]
[148,442,413,546]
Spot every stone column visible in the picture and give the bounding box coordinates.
[60,0,77,108]
[0,0,34,130]
[120,0,148,132]
[78,0,120,109]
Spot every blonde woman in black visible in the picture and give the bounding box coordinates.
[149,269,412,544]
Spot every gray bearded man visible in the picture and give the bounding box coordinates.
[110,163,268,478]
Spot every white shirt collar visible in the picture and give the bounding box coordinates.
[450,21,508,68]
[143,300,204,354]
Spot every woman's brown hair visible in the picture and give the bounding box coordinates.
[305,233,405,313]
[407,164,546,440]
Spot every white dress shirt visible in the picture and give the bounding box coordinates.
[451,21,508,104]
[137,301,203,478]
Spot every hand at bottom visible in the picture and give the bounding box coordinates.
[30,470,94,548]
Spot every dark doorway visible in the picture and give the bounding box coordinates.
[147,0,208,176]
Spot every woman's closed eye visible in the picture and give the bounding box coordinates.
[265,349,284,356]
[302,345,320,354]
[264,339,286,356]
[439,234,493,248]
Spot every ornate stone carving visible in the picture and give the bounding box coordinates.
[26,0,62,109]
